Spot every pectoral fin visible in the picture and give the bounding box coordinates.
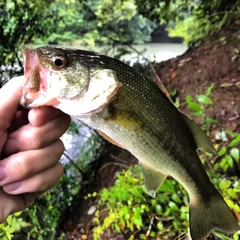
[181,114,217,154]
[97,130,123,148]
[141,162,167,198]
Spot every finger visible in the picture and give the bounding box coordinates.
[0,76,25,130]
[3,162,63,194]
[0,140,64,186]
[3,111,70,155]
[0,189,42,223]
[8,109,29,133]
[28,106,69,127]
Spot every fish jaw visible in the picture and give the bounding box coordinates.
[21,48,60,107]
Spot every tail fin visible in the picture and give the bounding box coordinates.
[189,192,240,240]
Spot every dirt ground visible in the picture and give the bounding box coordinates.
[58,21,240,240]
[155,21,240,132]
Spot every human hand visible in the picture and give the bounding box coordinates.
[0,76,71,223]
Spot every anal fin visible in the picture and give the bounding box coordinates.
[141,162,167,198]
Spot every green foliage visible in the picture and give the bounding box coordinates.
[213,131,240,172]
[215,231,240,240]
[185,84,217,128]
[211,173,240,240]
[0,212,30,240]
[67,120,81,134]
[96,0,137,25]
[0,0,59,65]
[167,15,212,44]
[0,0,60,85]
[185,84,240,174]
[92,162,240,239]
[44,0,156,46]
[135,0,240,44]
[92,165,189,239]
[92,160,240,239]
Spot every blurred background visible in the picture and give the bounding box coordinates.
[0,1,240,239]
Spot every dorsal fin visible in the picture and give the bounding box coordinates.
[181,113,217,154]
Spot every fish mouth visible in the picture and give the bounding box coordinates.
[22,48,39,87]
[21,48,59,108]
[21,48,40,107]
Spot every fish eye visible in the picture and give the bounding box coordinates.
[53,57,67,68]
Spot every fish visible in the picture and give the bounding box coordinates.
[20,46,239,240]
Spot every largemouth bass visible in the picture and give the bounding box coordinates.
[20,46,239,239]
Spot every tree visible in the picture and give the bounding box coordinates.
[43,0,157,46]
[0,0,60,86]
[134,0,240,44]
[0,0,157,86]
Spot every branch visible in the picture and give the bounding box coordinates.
[63,152,84,174]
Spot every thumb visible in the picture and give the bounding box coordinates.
[0,76,25,128]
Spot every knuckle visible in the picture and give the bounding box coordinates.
[52,140,64,158]
[39,163,63,191]
[21,126,42,149]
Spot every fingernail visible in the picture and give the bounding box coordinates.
[4,181,22,192]
[0,167,7,182]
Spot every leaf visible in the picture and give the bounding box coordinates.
[226,189,236,199]
[230,134,240,147]
[214,231,235,240]
[155,204,163,215]
[213,163,219,170]
[193,111,203,116]
[218,147,227,156]
[226,155,233,168]
[160,179,174,193]
[185,95,192,103]
[168,201,179,211]
[133,216,142,227]
[171,193,181,203]
[130,186,142,198]
[230,148,239,162]
[197,95,213,104]
[219,179,231,189]
[188,102,202,112]
[115,223,121,232]
[205,84,215,96]
[204,117,217,124]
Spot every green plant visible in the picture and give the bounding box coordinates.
[0,212,30,240]
[135,0,240,45]
[213,131,240,172]
[0,0,59,66]
[92,161,240,239]
[40,0,156,46]
[185,83,217,128]
[91,165,189,239]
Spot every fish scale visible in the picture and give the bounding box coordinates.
[21,46,240,240]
